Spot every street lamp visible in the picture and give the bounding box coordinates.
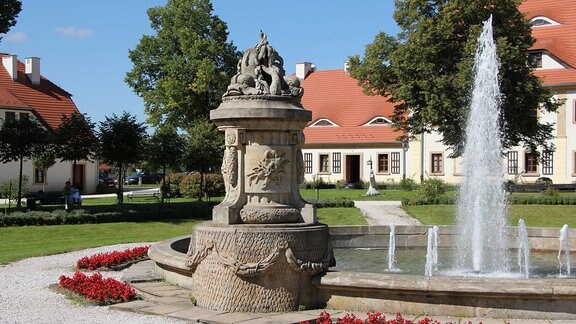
[402,140,408,180]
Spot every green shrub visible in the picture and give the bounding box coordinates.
[417,178,446,202]
[310,197,355,208]
[204,173,225,200]
[161,173,186,198]
[180,173,201,199]
[400,178,417,191]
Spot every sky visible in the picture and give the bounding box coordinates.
[1,0,399,127]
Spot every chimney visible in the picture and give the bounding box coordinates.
[25,57,41,85]
[2,55,18,81]
[295,62,315,80]
[344,60,350,74]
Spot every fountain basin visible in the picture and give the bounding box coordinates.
[149,225,576,320]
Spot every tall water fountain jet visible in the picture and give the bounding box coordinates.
[517,219,530,278]
[558,224,571,277]
[454,16,510,274]
[425,226,439,277]
[387,223,397,271]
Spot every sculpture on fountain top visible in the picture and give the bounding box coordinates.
[224,31,303,98]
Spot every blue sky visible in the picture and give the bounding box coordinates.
[1,0,399,127]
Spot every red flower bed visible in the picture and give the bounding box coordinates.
[302,310,470,324]
[76,245,150,270]
[59,271,137,305]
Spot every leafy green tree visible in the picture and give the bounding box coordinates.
[55,112,97,187]
[125,0,241,129]
[0,0,22,42]
[32,145,57,192]
[348,0,559,156]
[0,176,28,211]
[0,117,48,208]
[183,119,223,200]
[146,126,184,203]
[97,112,148,205]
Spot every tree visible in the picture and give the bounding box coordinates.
[183,119,223,200]
[0,0,22,42]
[0,117,48,208]
[125,0,241,129]
[145,126,184,203]
[55,112,97,187]
[348,0,560,156]
[97,112,148,205]
[32,145,57,192]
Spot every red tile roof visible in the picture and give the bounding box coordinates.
[301,69,402,145]
[520,0,576,68]
[302,1,575,146]
[0,53,80,131]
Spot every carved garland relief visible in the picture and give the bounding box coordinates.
[185,239,333,277]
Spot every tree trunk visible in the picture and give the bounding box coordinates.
[117,165,124,206]
[17,156,23,208]
[199,171,204,201]
[161,165,167,204]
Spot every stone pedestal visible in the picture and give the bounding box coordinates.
[187,222,332,312]
[181,32,333,313]
[210,96,315,225]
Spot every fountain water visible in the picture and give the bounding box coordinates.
[558,224,571,277]
[425,226,439,277]
[454,15,510,275]
[517,219,530,278]
[387,223,397,271]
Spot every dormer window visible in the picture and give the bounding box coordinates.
[311,118,337,127]
[528,52,542,68]
[530,16,559,27]
[363,116,392,126]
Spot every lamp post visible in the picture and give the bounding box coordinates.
[402,140,408,180]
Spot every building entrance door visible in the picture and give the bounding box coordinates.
[345,155,360,184]
[73,164,85,193]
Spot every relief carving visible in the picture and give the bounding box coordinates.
[185,239,332,277]
[221,146,238,190]
[246,149,289,190]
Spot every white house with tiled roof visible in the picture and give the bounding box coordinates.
[0,54,99,195]
[300,0,576,186]
[300,65,409,185]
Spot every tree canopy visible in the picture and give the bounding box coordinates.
[125,0,241,129]
[0,116,48,207]
[55,112,97,186]
[348,0,559,156]
[0,0,21,42]
[97,112,147,205]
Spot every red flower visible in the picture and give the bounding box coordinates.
[59,271,136,305]
[76,245,150,270]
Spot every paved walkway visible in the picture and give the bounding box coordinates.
[353,200,421,226]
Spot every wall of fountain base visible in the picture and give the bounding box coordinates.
[149,225,576,320]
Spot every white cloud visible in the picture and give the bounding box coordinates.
[55,26,94,37]
[3,32,29,43]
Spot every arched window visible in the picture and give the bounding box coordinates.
[310,118,337,127]
[530,16,559,27]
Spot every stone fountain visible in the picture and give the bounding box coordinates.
[182,32,333,312]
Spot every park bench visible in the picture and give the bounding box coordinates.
[126,190,161,202]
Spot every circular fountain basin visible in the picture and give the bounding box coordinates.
[149,225,576,320]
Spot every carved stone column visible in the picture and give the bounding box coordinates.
[210,96,315,224]
[184,32,332,313]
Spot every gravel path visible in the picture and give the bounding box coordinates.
[0,243,187,324]
[353,201,421,226]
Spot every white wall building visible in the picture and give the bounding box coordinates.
[0,54,98,195]
[300,0,576,186]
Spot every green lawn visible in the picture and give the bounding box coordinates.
[0,220,201,264]
[1,189,574,265]
[404,204,576,228]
